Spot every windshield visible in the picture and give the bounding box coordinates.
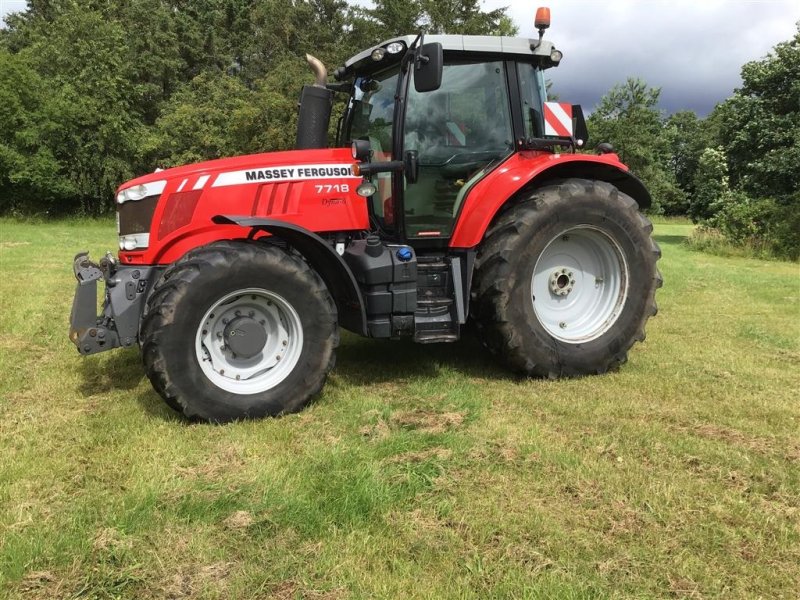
[343,66,401,231]
[345,67,400,161]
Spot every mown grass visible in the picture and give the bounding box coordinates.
[0,218,798,599]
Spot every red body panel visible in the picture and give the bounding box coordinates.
[118,148,367,265]
[449,151,629,249]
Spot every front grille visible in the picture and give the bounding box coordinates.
[118,195,159,235]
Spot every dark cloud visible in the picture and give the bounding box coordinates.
[489,0,799,115]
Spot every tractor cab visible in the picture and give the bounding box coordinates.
[335,32,565,243]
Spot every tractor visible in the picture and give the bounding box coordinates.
[69,8,662,422]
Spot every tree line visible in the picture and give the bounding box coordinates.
[587,27,799,260]
[1,2,797,258]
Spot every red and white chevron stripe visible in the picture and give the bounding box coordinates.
[543,102,573,137]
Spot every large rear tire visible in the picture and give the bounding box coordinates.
[471,178,662,378]
[140,241,338,422]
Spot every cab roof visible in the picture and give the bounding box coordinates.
[339,34,558,79]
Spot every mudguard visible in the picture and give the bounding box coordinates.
[449,153,652,249]
[212,215,368,336]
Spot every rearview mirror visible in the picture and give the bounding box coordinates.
[413,42,443,93]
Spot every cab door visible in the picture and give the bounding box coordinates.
[401,59,515,241]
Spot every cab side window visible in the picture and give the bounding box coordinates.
[517,62,546,138]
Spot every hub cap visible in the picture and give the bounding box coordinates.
[531,226,628,343]
[195,288,303,394]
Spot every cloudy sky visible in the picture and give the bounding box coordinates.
[2,0,797,115]
[487,0,798,114]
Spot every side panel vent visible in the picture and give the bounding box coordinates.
[158,190,203,240]
[252,183,299,217]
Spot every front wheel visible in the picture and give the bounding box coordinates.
[471,178,662,378]
[140,241,338,422]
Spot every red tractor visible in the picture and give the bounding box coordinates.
[69,9,661,422]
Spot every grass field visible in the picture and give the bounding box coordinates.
[0,218,798,599]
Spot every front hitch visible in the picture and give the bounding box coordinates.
[68,251,160,355]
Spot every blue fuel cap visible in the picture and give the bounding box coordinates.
[396,247,413,262]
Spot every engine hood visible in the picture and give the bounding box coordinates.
[119,147,355,192]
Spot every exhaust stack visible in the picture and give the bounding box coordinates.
[296,54,334,150]
[305,54,328,88]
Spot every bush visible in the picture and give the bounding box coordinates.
[695,190,800,260]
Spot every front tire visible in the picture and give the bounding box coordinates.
[472,178,662,378]
[140,241,338,422]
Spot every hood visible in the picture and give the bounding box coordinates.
[119,147,354,192]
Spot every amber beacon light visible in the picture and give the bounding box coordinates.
[535,7,551,31]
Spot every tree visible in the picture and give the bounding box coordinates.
[420,0,517,35]
[588,78,685,214]
[716,25,799,202]
[690,146,729,222]
[1,0,515,216]
[661,110,716,212]
[1,9,146,214]
[149,72,261,167]
[353,0,517,41]
[709,24,799,258]
[0,49,78,214]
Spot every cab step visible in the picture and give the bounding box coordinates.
[414,255,461,344]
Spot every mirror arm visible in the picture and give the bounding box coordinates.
[356,161,405,177]
[356,153,417,181]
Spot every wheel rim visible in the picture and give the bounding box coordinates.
[531,226,629,343]
[195,288,303,394]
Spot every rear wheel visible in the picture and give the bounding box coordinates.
[141,241,337,422]
[471,178,662,377]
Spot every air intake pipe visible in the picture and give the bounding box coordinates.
[295,54,334,150]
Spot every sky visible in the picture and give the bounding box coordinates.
[1,0,797,115]
[482,0,798,115]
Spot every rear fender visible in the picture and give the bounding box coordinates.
[449,153,652,249]
[212,215,368,336]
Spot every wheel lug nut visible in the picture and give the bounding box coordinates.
[559,322,567,329]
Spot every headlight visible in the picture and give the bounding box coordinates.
[356,182,377,197]
[116,180,167,204]
[371,48,386,61]
[118,233,150,251]
[117,184,146,203]
[550,49,563,64]
[386,42,405,55]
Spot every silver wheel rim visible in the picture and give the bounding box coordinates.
[531,226,629,343]
[195,288,303,394]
